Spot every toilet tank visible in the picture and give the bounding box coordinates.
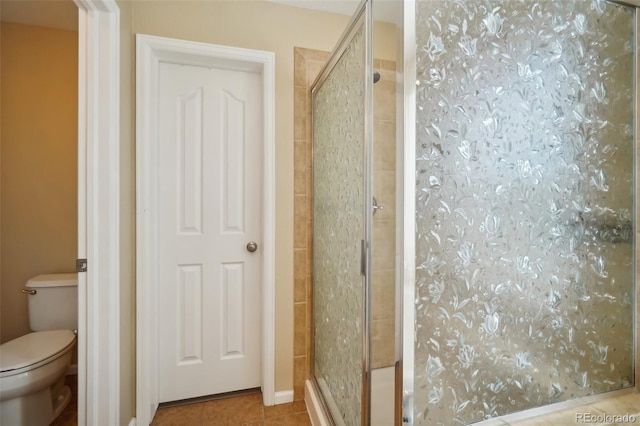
[25,273,78,331]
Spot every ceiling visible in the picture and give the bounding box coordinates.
[1,0,78,31]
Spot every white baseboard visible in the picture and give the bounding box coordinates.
[128,418,136,426]
[274,390,294,405]
[305,380,330,426]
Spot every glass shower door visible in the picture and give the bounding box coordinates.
[311,1,373,424]
[407,0,636,424]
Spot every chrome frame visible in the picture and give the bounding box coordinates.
[363,1,374,424]
[309,0,374,425]
[400,0,639,423]
[634,6,639,392]
[400,1,417,425]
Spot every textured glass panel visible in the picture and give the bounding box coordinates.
[414,1,635,424]
[313,26,365,426]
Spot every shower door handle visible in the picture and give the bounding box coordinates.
[360,240,366,276]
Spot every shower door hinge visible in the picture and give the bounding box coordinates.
[360,240,366,276]
[76,259,88,273]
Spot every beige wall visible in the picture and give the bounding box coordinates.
[117,0,136,423]
[0,22,78,343]
[131,0,358,393]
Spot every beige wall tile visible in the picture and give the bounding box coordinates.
[294,303,307,357]
[294,142,308,195]
[372,319,395,368]
[306,87,313,144]
[306,60,328,87]
[373,170,396,223]
[294,249,308,279]
[294,195,309,249]
[297,48,330,63]
[294,48,307,87]
[293,356,307,401]
[294,276,306,304]
[373,221,396,271]
[379,59,396,71]
[374,120,397,172]
[294,86,307,140]
[374,75,396,122]
[372,270,395,321]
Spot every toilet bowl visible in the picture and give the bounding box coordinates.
[0,273,78,426]
[0,330,76,426]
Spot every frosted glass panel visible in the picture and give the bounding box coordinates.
[313,26,365,425]
[413,0,635,424]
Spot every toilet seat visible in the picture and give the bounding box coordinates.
[0,330,75,378]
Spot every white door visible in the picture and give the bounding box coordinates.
[157,61,263,403]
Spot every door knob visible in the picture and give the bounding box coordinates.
[246,241,258,253]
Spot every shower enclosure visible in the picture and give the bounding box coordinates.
[309,0,638,424]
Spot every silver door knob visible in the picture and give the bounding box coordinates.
[246,241,258,253]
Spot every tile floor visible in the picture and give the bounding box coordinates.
[151,392,311,426]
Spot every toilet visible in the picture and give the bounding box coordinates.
[0,273,78,426]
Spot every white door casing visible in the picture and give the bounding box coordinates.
[157,62,262,402]
[74,0,121,424]
[136,34,275,425]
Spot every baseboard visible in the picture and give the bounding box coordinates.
[305,380,330,426]
[274,390,294,405]
[128,418,136,426]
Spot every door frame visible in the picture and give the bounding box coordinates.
[135,34,276,425]
[74,0,121,425]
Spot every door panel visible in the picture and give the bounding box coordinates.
[410,1,635,423]
[157,62,262,402]
[311,5,373,423]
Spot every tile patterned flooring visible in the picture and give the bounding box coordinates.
[151,392,311,426]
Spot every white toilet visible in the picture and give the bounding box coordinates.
[0,273,78,426]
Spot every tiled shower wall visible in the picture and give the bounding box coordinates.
[371,60,397,369]
[293,47,329,401]
[292,47,397,400]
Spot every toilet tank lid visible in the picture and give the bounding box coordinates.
[0,330,75,373]
[25,273,78,288]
